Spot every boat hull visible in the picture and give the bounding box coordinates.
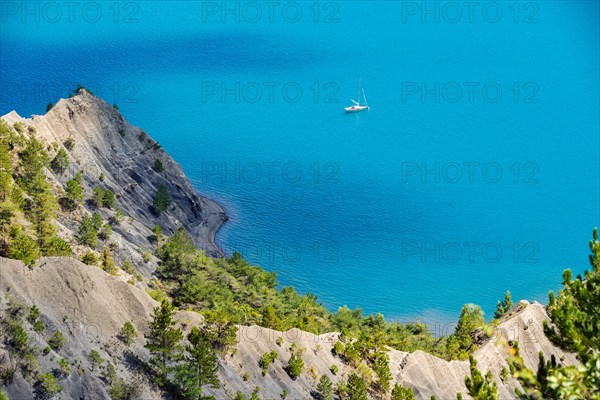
[345,106,369,113]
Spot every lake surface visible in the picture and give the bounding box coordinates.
[2,1,599,326]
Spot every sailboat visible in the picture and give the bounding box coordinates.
[345,79,370,113]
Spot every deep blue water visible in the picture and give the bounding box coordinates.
[2,1,599,327]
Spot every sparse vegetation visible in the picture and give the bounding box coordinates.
[48,331,67,350]
[316,374,334,400]
[118,321,138,346]
[153,159,164,173]
[258,350,278,375]
[63,137,75,150]
[286,346,304,380]
[88,350,104,372]
[152,185,171,215]
[36,372,63,398]
[93,186,116,209]
[392,384,416,400]
[50,148,69,175]
[174,327,220,399]
[145,300,183,385]
[81,250,99,265]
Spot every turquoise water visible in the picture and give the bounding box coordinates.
[2,1,599,326]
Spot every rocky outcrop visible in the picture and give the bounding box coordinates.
[0,257,578,400]
[1,90,226,259]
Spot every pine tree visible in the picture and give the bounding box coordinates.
[50,148,69,175]
[28,173,57,244]
[101,247,117,275]
[174,327,220,399]
[461,355,498,400]
[9,232,41,266]
[153,184,172,215]
[391,384,416,400]
[18,137,48,189]
[544,227,600,360]
[346,372,368,400]
[372,351,392,393]
[508,228,600,399]
[64,172,84,209]
[201,303,239,354]
[77,214,99,248]
[494,291,513,319]
[145,300,183,385]
[315,374,334,400]
[0,141,12,201]
[88,350,104,372]
[447,304,485,359]
[286,350,304,380]
[261,305,281,330]
[118,321,138,346]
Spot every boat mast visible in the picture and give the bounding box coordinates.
[357,79,361,106]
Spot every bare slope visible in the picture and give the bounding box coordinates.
[0,256,577,400]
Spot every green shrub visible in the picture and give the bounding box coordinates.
[42,236,73,257]
[316,374,334,400]
[121,260,135,274]
[13,122,24,134]
[77,214,99,247]
[259,350,278,375]
[37,372,63,398]
[88,350,103,371]
[330,364,338,375]
[50,148,69,175]
[101,247,118,275]
[102,362,117,384]
[8,233,40,267]
[98,223,112,241]
[151,224,163,242]
[93,187,115,209]
[57,358,71,375]
[63,173,84,210]
[118,321,137,346]
[140,250,151,263]
[146,288,167,303]
[63,137,75,150]
[48,331,67,350]
[286,351,304,380]
[8,322,28,354]
[81,251,98,265]
[153,159,164,173]
[27,304,41,324]
[494,291,513,319]
[332,341,344,356]
[107,378,142,400]
[152,185,171,215]
[391,384,416,400]
[33,320,45,333]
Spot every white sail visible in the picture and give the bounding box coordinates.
[345,79,370,113]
